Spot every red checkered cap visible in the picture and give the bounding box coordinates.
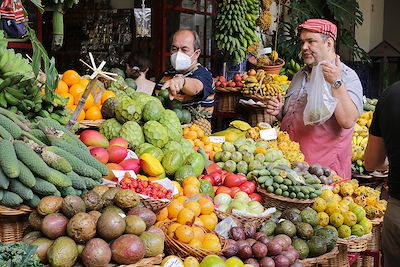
[298,19,337,40]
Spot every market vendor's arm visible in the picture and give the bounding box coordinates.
[364,134,388,171]
[161,76,203,99]
[322,56,361,129]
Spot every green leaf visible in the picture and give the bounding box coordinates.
[327,0,363,27]
[29,0,44,13]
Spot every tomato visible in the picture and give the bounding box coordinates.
[249,193,262,202]
[230,187,241,198]
[216,186,231,196]
[239,181,256,195]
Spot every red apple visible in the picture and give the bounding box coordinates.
[236,81,244,88]
[90,147,109,164]
[80,130,109,148]
[119,159,141,173]
[107,146,128,164]
[221,81,227,88]
[219,76,226,83]
[215,81,222,87]
[228,81,236,87]
[233,73,242,83]
[109,137,129,149]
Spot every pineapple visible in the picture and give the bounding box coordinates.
[188,107,212,136]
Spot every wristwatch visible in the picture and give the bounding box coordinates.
[332,79,343,89]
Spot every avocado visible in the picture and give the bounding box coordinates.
[292,238,309,259]
[281,208,302,223]
[314,228,338,252]
[307,236,327,257]
[295,222,314,240]
[275,219,297,237]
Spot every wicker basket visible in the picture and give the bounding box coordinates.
[243,106,277,127]
[300,245,339,267]
[158,221,226,261]
[215,90,241,113]
[139,196,170,213]
[330,243,350,267]
[337,234,372,253]
[117,254,164,266]
[368,217,383,251]
[214,209,270,229]
[78,119,105,129]
[0,205,33,244]
[257,187,315,211]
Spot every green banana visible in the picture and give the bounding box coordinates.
[4,91,20,106]
[0,92,7,108]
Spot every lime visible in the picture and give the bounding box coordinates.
[200,255,226,267]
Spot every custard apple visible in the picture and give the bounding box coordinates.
[143,121,169,148]
[161,123,182,141]
[136,143,155,157]
[115,98,142,124]
[159,110,181,126]
[142,100,165,122]
[163,141,182,154]
[119,121,144,149]
[180,138,195,157]
[100,118,122,140]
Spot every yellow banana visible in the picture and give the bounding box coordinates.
[270,50,279,61]
[245,76,258,83]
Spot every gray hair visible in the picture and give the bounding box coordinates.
[173,29,201,51]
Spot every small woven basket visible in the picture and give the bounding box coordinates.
[328,243,350,267]
[215,89,241,113]
[300,245,339,267]
[78,119,105,129]
[257,187,315,211]
[368,217,383,250]
[139,196,170,213]
[117,254,163,266]
[158,221,226,262]
[214,209,271,229]
[244,106,277,127]
[0,205,33,244]
[337,234,372,253]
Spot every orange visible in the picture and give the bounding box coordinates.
[174,225,194,243]
[183,176,201,188]
[183,127,190,135]
[192,226,205,241]
[73,93,83,105]
[199,214,217,230]
[85,106,102,120]
[177,208,195,225]
[62,70,81,87]
[198,197,214,215]
[55,80,69,94]
[75,108,85,121]
[58,92,74,108]
[79,79,89,87]
[188,239,202,249]
[156,207,168,222]
[167,200,184,220]
[183,185,199,197]
[83,94,95,110]
[69,83,86,98]
[184,130,198,140]
[66,104,76,112]
[184,201,201,217]
[101,90,116,104]
[167,222,181,238]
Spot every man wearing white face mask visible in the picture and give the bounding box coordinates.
[157,29,214,119]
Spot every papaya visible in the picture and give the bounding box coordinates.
[140,153,165,177]
[186,152,205,177]
[174,165,195,185]
[162,151,183,176]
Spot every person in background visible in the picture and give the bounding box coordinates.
[265,19,363,179]
[157,29,214,119]
[364,82,400,267]
[126,52,155,95]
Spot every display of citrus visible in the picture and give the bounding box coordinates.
[69,83,85,98]
[174,225,194,243]
[198,197,214,215]
[168,200,184,219]
[62,70,81,86]
[55,80,69,94]
[101,90,116,104]
[85,106,102,120]
[188,238,202,249]
[184,201,201,217]
[191,226,205,241]
[183,176,201,189]
[58,92,74,108]
[199,214,217,230]
[167,222,181,238]
[177,208,195,225]
[79,79,89,87]
[183,184,199,197]
[83,94,95,110]
[175,195,188,204]
[201,236,221,252]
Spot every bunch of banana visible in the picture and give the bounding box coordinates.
[280,58,302,79]
[357,111,373,129]
[215,0,259,65]
[242,69,286,97]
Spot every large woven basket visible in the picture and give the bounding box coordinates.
[214,209,271,229]
[300,245,339,267]
[158,221,226,261]
[328,243,350,267]
[257,187,315,211]
[215,89,241,113]
[116,254,163,266]
[243,106,277,127]
[0,205,33,244]
[337,234,372,253]
[361,217,383,267]
[139,196,170,213]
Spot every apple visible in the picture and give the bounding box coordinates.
[233,73,242,83]
[236,81,244,88]
[219,76,226,83]
[215,81,222,87]
[109,137,129,149]
[228,81,236,87]
[90,147,109,164]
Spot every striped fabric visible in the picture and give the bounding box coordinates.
[298,19,337,40]
[0,0,26,23]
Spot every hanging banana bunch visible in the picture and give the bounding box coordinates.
[259,0,272,33]
[215,0,260,65]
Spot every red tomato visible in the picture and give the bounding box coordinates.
[249,193,262,202]
[216,186,231,196]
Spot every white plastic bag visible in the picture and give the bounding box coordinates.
[303,62,337,125]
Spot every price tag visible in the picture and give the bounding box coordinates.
[259,47,272,55]
[124,149,138,160]
[209,136,225,144]
[260,128,277,141]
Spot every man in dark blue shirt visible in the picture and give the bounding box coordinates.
[157,29,214,118]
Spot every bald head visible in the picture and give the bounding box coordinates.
[172,29,201,52]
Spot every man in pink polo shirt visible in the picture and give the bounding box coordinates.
[266,19,363,179]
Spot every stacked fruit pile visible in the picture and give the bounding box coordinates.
[0,111,108,208]
[267,131,305,165]
[310,188,372,239]
[259,207,338,259]
[215,0,260,65]
[242,69,289,97]
[22,186,164,266]
[183,124,222,160]
[333,180,386,220]
[215,74,244,89]
[352,111,372,174]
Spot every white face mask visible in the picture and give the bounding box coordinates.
[170,51,196,72]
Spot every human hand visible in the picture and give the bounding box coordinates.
[161,76,185,100]
[321,55,342,84]
[266,94,283,116]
